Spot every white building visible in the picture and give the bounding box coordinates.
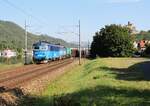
[0,51,2,57]
[133,41,138,49]
[2,49,16,58]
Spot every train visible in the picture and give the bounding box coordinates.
[32,41,89,63]
[32,41,72,63]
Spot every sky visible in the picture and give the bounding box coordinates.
[0,0,150,43]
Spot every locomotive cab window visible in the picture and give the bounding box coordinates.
[34,46,39,50]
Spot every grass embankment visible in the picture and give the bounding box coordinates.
[22,58,150,106]
[0,63,23,71]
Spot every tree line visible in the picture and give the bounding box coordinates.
[90,24,150,58]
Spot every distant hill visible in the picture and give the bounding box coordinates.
[70,41,90,48]
[0,20,77,51]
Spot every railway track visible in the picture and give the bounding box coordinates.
[0,58,74,89]
[0,59,70,81]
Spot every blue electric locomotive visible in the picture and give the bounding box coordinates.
[33,41,66,63]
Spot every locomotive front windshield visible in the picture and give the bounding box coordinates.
[34,46,39,49]
[33,45,48,51]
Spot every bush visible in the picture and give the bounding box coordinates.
[142,44,150,57]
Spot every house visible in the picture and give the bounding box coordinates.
[0,51,2,57]
[137,40,148,51]
[2,49,16,58]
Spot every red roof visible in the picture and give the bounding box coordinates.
[139,40,145,48]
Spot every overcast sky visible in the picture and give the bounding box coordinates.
[0,0,149,42]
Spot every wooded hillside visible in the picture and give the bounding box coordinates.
[0,20,77,51]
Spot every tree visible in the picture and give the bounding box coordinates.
[91,24,134,57]
[143,44,150,57]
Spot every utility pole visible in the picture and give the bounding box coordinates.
[88,40,90,56]
[56,20,81,65]
[88,40,90,50]
[79,20,81,65]
[24,20,28,65]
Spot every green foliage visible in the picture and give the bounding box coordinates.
[91,24,134,57]
[142,44,150,57]
[145,45,150,54]
[0,63,22,71]
[0,20,76,52]
[136,31,150,41]
[0,56,24,65]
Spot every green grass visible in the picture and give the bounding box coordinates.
[0,63,23,71]
[21,58,150,106]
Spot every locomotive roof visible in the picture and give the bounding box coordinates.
[33,41,65,48]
